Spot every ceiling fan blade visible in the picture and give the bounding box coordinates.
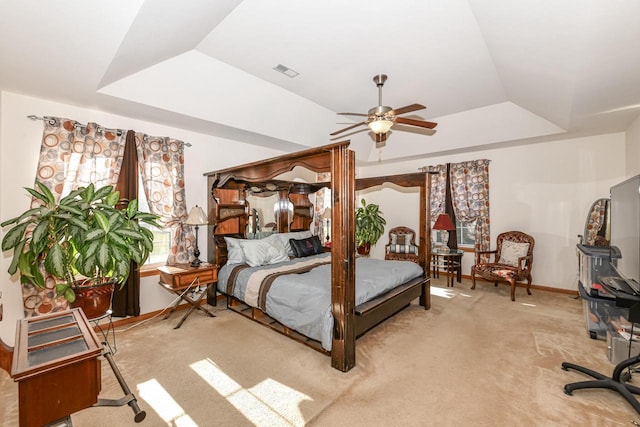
[391,103,426,116]
[375,132,387,149]
[337,112,369,117]
[395,116,438,129]
[330,121,367,136]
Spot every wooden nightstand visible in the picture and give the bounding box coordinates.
[158,263,218,329]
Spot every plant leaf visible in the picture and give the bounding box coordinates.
[57,204,85,217]
[30,219,50,252]
[127,199,139,218]
[44,243,67,278]
[105,189,120,206]
[85,228,105,241]
[64,287,76,303]
[114,228,145,240]
[25,187,49,206]
[1,222,29,251]
[8,239,26,275]
[97,241,111,271]
[35,181,56,206]
[93,210,110,232]
[66,215,90,231]
[93,184,114,202]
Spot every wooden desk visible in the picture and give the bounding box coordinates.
[12,308,102,427]
[158,263,218,329]
[432,250,463,287]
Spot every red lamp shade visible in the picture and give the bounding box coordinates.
[433,213,455,231]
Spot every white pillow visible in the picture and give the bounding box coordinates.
[272,230,313,256]
[239,236,289,267]
[262,234,290,263]
[224,237,246,265]
[499,241,530,267]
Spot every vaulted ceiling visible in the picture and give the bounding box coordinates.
[1,0,639,163]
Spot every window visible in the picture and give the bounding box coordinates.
[431,219,476,248]
[137,177,171,265]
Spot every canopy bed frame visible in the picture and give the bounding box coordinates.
[204,141,432,372]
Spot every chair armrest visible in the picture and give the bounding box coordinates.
[474,249,496,264]
[517,254,533,273]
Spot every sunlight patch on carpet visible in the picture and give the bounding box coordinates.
[431,286,455,299]
[138,379,197,426]
[191,358,311,427]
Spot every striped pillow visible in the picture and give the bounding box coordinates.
[389,233,418,254]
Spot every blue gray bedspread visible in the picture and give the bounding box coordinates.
[218,253,423,350]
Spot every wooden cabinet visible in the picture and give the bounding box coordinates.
[12,308,102,427]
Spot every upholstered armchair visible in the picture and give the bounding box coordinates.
[471,231,535,301]
[385,226,419,264]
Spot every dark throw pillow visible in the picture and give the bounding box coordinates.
[289,235,324,258]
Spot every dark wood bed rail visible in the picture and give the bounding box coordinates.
[224,275,429,355]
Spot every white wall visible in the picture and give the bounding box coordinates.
[626,115,640,177]
[0,91,284,346]
[358,134,627,291]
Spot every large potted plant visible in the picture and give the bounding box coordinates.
[1,181,159,317]
[355,198,386,256]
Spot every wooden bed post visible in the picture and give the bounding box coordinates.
[330,144,356,372]
[420,173,432,310]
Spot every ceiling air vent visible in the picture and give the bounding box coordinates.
[273,64,299,78]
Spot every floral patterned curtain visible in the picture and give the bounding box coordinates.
[34,116,127,201]
[135,132,194,265]
[450,159,491,259]
[428,164,448,224]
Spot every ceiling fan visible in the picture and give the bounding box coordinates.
[330,74,438,147]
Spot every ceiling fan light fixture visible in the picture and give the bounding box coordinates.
[368,118,393,134]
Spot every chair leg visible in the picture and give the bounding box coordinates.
[526,274,532,295]
[471,269,476,290]
[509,279,516,301]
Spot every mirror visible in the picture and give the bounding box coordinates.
[582,198,610,246]
[244,167,331,236]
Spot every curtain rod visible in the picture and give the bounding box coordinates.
[27,115,192,147]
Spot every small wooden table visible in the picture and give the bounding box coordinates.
[432,249,464,287]
[158,263,218,329]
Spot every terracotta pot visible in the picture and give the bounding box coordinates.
[71,281,115,320]
[357,243,371,256]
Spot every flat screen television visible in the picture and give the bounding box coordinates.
[609,175,640,293]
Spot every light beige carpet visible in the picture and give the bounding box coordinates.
[2,277,640,426]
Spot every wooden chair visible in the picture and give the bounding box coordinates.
[384,226,419,264]
[471,231,535,301]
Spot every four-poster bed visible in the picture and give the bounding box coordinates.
[204,141,432,372]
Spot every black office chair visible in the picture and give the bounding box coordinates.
[562,287,640,415]
[562,355,640,414]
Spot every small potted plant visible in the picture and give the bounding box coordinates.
[355,198,386,255]
[1,181,159,317]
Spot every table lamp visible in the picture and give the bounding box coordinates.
[185,205,208,266]
[433,213,455,253]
